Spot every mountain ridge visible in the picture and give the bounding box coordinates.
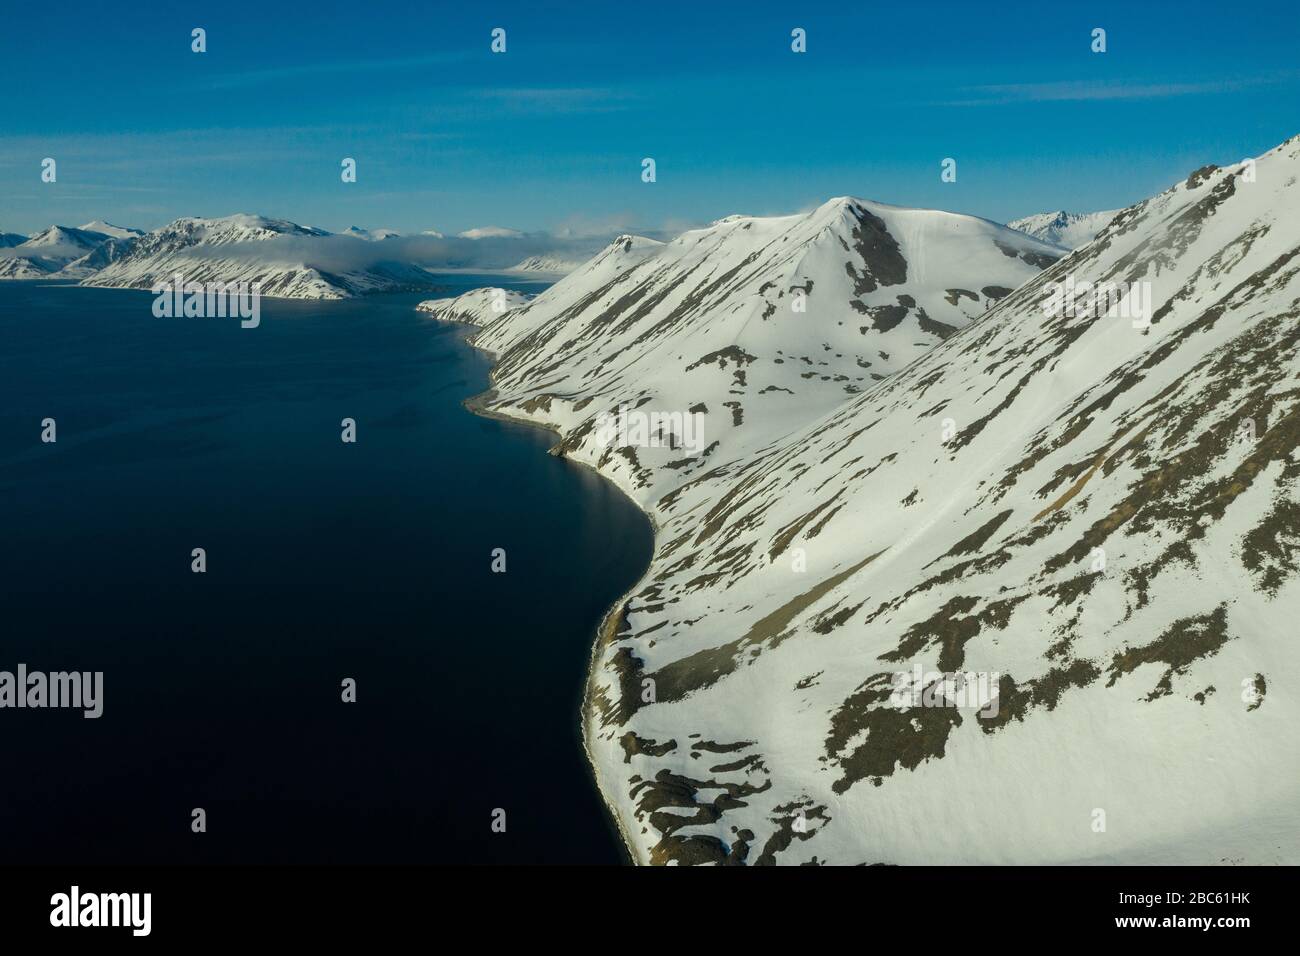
[433,140,1300,865]
[81,214,439,299]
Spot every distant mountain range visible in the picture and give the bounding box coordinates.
[80,214,444,299]
[0,222,144,279]
[0,215,623,297]
[0,215,449,298]
[1008,208,1121,249]
[1,205,1124,298]
[422,135,1300,865]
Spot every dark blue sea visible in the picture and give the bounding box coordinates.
[0,279,651,864]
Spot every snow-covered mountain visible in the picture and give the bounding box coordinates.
[507,254,588,275]
[1008,209,1120,250]
[0,224,119,278]
[438,138,1300,866]
[417,287,534,325]
[589,143,1300,865]
[0,257,51,279]
[78,220,144,240]
[458,226,524,239]
[342,225,403,241]
[82,214,440,299]
[23,224,117,253]
[466,199,1060,506]
[0,231,28,248]
[418,234,663,322]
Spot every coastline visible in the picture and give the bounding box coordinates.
[578,563,654,867]
[454,323,653,866]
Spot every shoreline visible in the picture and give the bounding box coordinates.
[455,324,652,867]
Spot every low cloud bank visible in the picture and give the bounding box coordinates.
[187,232,608,272]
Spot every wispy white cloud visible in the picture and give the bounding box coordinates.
[197,52,478,91]
[0,126,360,161]
[944,74,1297,106]
[472,87,636,115]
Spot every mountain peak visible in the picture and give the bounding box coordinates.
[1007,208,1121,250]
[458,226,524,239]
[78,220,143,240]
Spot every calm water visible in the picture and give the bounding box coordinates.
[0,280,652,864]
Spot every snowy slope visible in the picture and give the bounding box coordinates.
[565,140,1300,865]
[1008,209,1121,250]
[417,236,664,325]
[438,139,1300,865]
[82,214,439,299]
[0,232,28,248]
[55,235,140,280]
[416,287,532,325]
[0,257,54,279]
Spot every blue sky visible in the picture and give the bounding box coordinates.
[2,0,1298,236]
